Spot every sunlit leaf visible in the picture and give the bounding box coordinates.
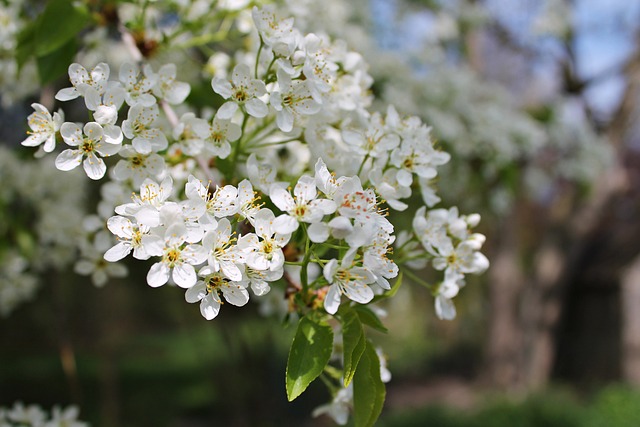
[286,314,333,401]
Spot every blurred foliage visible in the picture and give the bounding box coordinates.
[380,385,640,427]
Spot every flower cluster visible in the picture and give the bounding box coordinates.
[0,402,87,427]
[19,3,489,424]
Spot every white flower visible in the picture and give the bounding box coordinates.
[45,405,88,427]
[55,62,110,102]
[122,104,168,155]
[115,176,173,227]
[55,122,121,180]
[112,146,166,187]
[433,238,489,278]
[412,206,450,255]
[184,175,238,229]
[236,178,261,224]
[172,112,206,155]
[120,62,158,107]
[144,223,207,288]
[196,114,242,159]
[84,82,125,126]
[246,153,279,195]
[323,254,376,315]
[368,167,412,211]
[152,63,190,104]
[185,267,249,320]
[238,263,282,296]
[312,385,352,425]
[252,6,297,56]
[211,63,268,119]
[389,138,450,187]
[202,218,244,281]
[21,103,63,153]
[238,208,290,272]
[270,69,321,132]
[103,215,152,262]
[342,111,400,159]
[75,244,128,287]
[269,175,336,237]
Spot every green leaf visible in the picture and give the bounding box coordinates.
[285,314,333,401]
[353,340,386,427]
[16,22,36,71]
[354,306,388,333]
[37,37,77,85]
[340,307,366,387]
[34,0,90,57]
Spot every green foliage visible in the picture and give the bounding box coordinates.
[285,313,333,401]
[339,306,366,387]
[585,385,640,427]
[354,305,388,333]
[16,0,91,83]
[353,340,386,427]
[34,0,90,57]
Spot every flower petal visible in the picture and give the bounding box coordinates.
[147,262,170,287]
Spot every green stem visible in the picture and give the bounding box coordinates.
[403,268,432,290]
[255,38,264,79]
[230,111,250,178]
[300,224,313,291]
[356,154,370,178]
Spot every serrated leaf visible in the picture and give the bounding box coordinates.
[340,307,366,387]
[35,0,89,57]
[37,38,77,85]
[353,340,386,427]
[286,314,333,401]
[354,305,388,333]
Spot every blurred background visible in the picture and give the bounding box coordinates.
[2,0,640,425]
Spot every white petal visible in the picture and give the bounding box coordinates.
[222,285,249,306]
[308,222,329,243]
[270,185,295,212]
[173,263,197,288]
[201,294,221,320]
[83,154,107,180]
[55,87,80,101]
[147,262,170,287]
[276,109,294,132]
[343,282,374,304]
[74,260,95,275]
[435,295,456,320]
[294,175,317,203]
[245,99,268,118]
[216,100,237,119]
[273,214,298,234]
[186,282,207,303]
[211,78,233,98]
[104,242,132,262]
[324,284,341,315]
[55,149,83,171]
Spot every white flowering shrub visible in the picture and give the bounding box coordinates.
[14,0,490,425]
[0,402,87,427]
